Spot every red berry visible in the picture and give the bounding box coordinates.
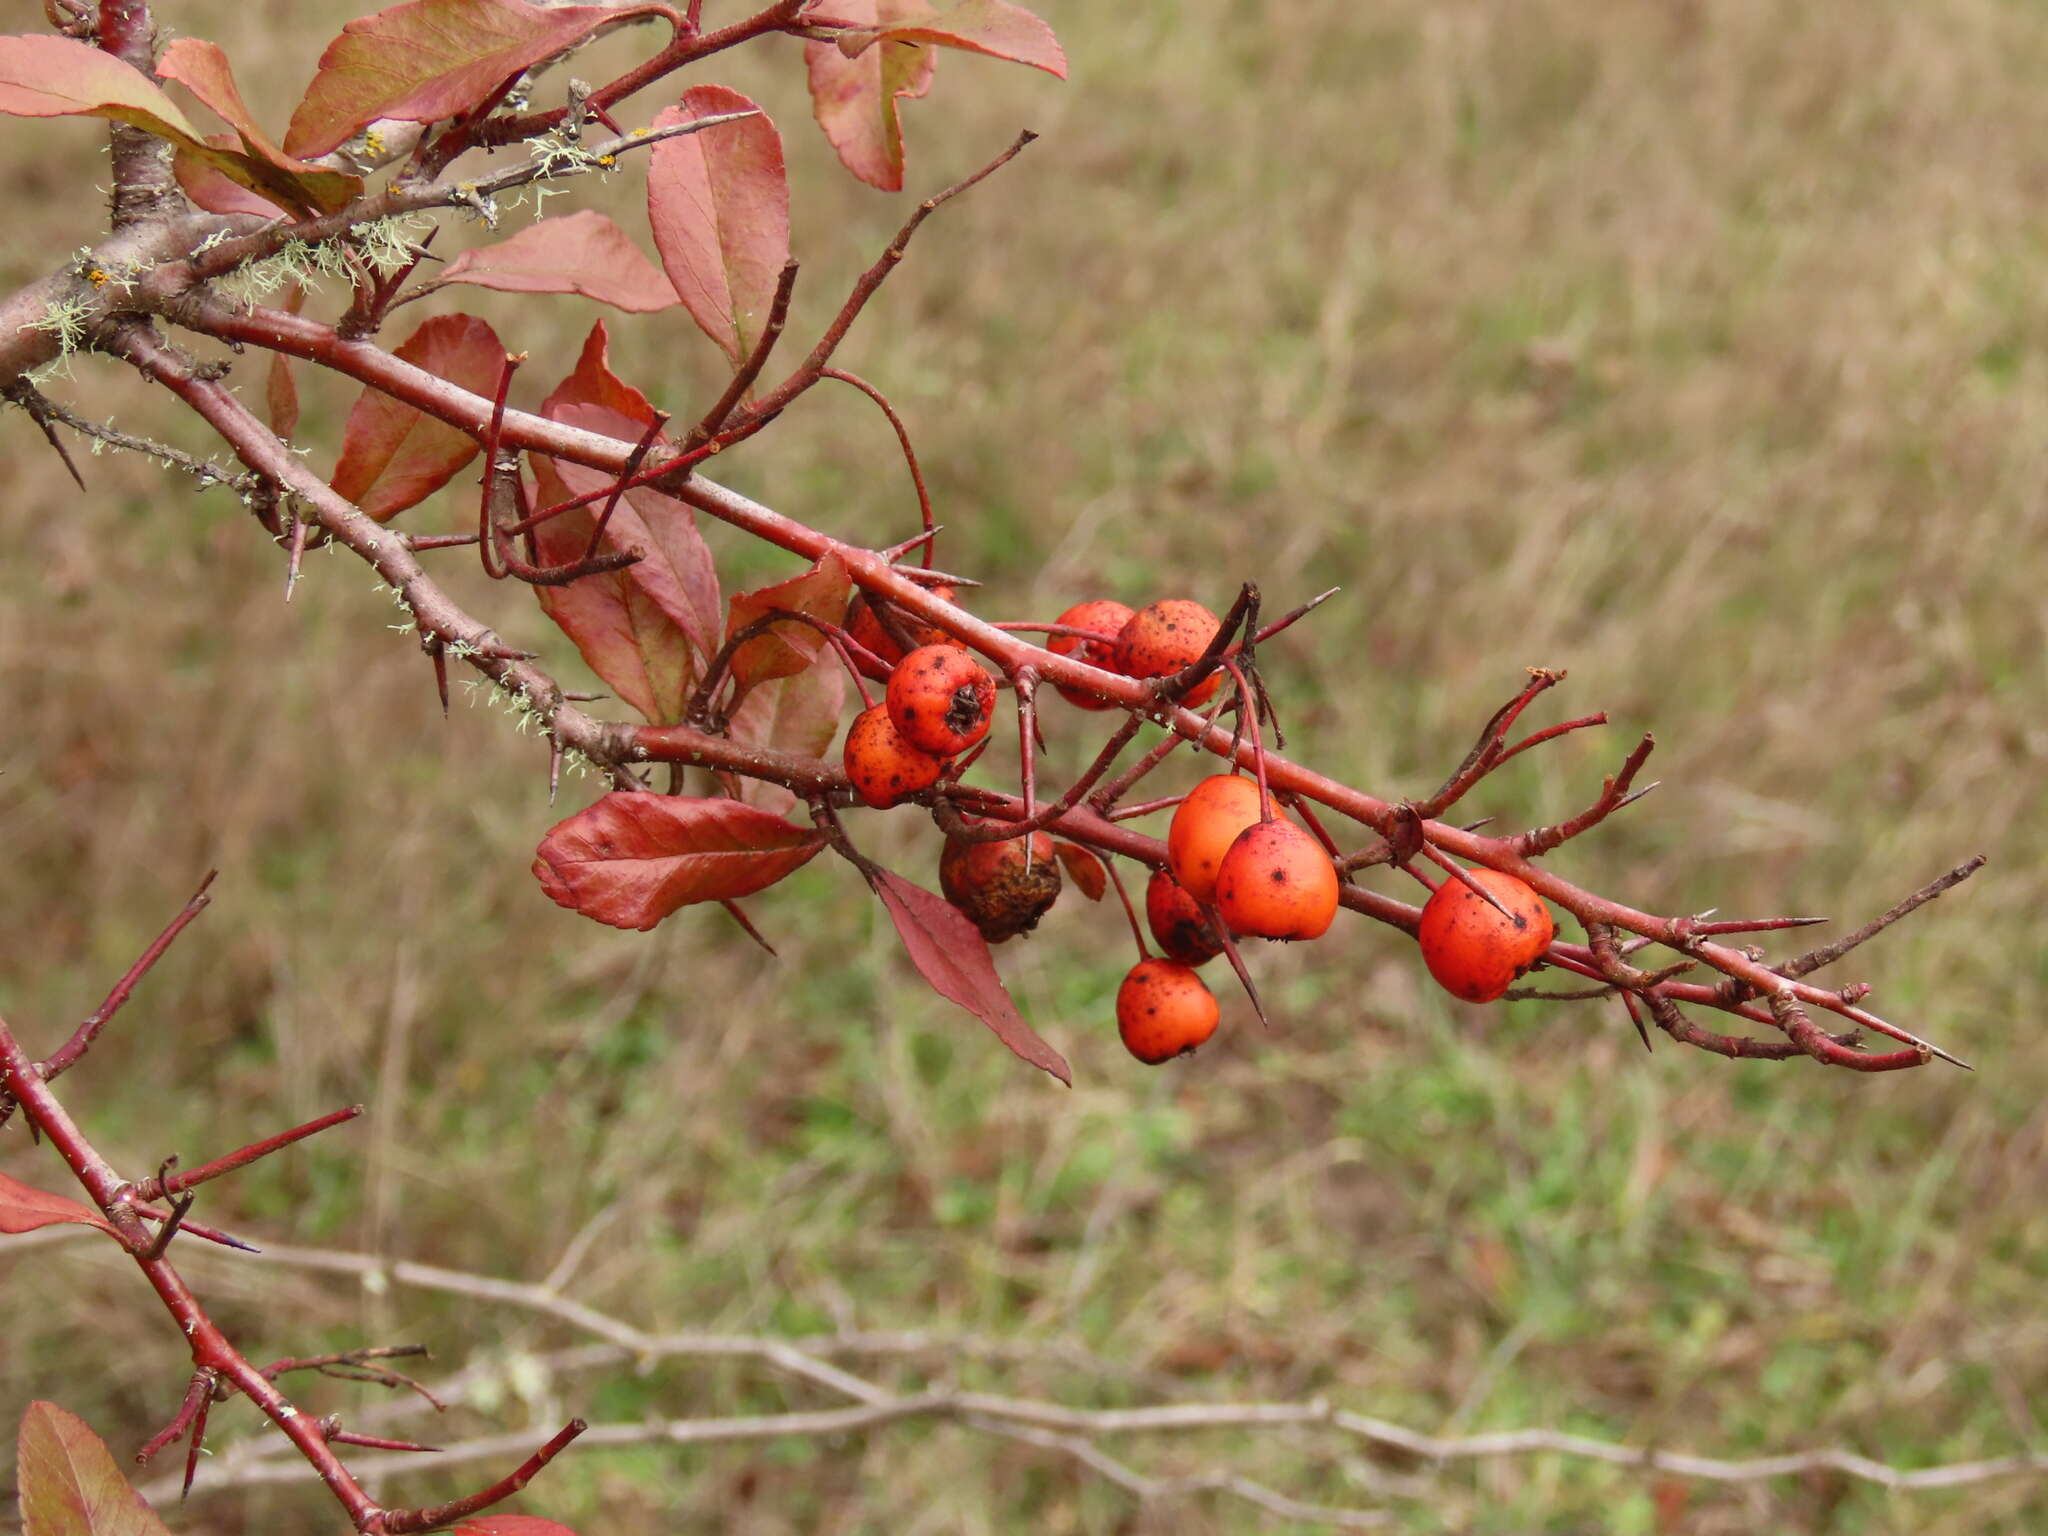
[886,643,997,757]
[1116,958,1220,1064]
[1417,868,1557,1002]
[940,828,1060,943]
[845,586,960,667]
[842,702,946,809]
[1115,599,1222,706]
[1146,869,1223,965]
[1047,599,1134,710]
[1166,774,1263,904]
[1214,819,1340,941]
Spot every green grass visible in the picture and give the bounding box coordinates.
[4,0,2048,1531]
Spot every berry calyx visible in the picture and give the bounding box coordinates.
[940,828,1061,943]
[842,702,947,809]
[1145,868,1223,965]
[1214,818,1340,941]
[1116,958,1221,1064]
[885,643,998,757]
[1047,598,1135,710]
[1115,598,1223,706]
[1167,773,1264,903]
[845,586,958,667]
[1417,868,1557,1002]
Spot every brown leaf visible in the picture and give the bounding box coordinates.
[647,87,789,367]
[332,313,505,521]
[534,792,823,931]
[869,869,1071,1083]
[455,1519,584,1536]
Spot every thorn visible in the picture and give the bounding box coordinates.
[1212,917,1269,1030]
[1619,991,1653,1053]
[429,638,449,717]
[284,516,310,601]
[1613,780,1661,812]
[548,740,563,806]
[721,899,777,957]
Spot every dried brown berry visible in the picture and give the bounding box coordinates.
[939,828,1061,943]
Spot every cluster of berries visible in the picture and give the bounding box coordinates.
[839,591,1558,1067]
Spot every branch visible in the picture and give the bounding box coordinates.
[106,1241,2048,1515]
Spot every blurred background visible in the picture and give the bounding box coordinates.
[3,1,2045,1531]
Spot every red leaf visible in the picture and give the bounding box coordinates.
[550,404,722,663]
[0,1171,115,1238]
[842,0,1066,78]
[16,1401,174,1536]
[805,11,937,193]
[437,211,679,313]
[727,656,846,818]
[266,285,307,440]
[529,457,698,725]
[455,1520,582,1536]
[332,313,504,522]
[869,870,1071,1083]
[647,87,789,368]
[534,793,823,930]
[723,553,853,690]
[157,38,360,212]
[1053,840,1106,901]
[285,0,670,160]
[0,34,349,214]
[543,321,661,425]
[0,35,202,136]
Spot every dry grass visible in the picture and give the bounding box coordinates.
[3,1,2047,1531]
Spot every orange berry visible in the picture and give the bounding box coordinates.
[939,828,1060,943]
[1166,774,1264,903]
[886,643,997,757]
[1047,599,1134,710]
[842,702,946,809]
[1145,868,1223,965]
[1115,599,1222,706]
[845,586,958,666]
[1214,819,1340,941]
[1417,868,1557,1003]
[1116,958,1221,1064]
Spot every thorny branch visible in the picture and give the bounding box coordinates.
[0,0,1993,1528]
